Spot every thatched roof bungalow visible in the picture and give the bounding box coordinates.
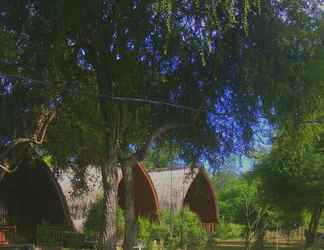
[0,161,219,246]
[0,159,74,245]
[60,164,219,232]
[59,163,160,231]
[149,168,219,232]
[118,163,160,221]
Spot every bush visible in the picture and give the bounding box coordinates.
[215,222,243,240]
[138,216,169,249]
[84,198,208,249]
[138,208,208,250]
[36,223,84,248]
[36,222,58,246]
[83,195,125,241]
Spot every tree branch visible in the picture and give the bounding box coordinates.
[0,164,18,173]
[0,108,57,170]
[0,138,33,160]
[136,123,191,161]
[33,108,57,144]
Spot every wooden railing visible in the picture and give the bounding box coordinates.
[36,225,84,248]
[0,226,16,245]
[0,205,8,226]
[202,223,216,233]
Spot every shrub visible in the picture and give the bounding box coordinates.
[215,222,243,240]
[138,208,208,250]
[36,222,58,246]
[138,216,169,249]
[83,195,125,241]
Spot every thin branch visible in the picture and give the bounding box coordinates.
[0,138,33,160]
[0,164,18,173]
[33,109,57,144]
[0,105,58,160]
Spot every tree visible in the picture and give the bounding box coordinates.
[213,171,275,250]
[144,142,182,170]
[255,129,324,247]
[0,75,59,184]
[1,1,324,249]
[0,1,262,249]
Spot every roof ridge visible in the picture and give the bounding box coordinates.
[148,166,198,173]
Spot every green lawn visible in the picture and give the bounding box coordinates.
[216,246,302,250]
[215,241,305,250]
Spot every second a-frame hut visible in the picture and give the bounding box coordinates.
[118,163,160,221]
[148,168,219,232]
[59,163,160,231]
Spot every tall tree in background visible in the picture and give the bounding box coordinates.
[255,129,324,247]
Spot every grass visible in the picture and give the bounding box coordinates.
[216,247,302,250]
[215,241,305,250]
[216,246,302,250]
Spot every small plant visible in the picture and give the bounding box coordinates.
[215,222,243,240]
[138,216,169,248]
[84,195,125,241]
[36,222,59,246]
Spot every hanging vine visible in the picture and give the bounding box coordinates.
[155,0,261,32]
[154,0,261,58]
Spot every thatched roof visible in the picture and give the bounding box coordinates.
[148,168,199,212]
[58,167,106,231]
[148,167,219,224]
[58,164,160,231]
[39,160,75,230]
[0,159,74,243]
[57,164,219,230]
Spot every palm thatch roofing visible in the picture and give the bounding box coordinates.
[57,166,104,231]
[148,167,219,224]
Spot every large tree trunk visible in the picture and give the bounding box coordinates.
[94,49,119,249]
[121,125,188,249]
[100,150,119,250]
[305,206,322,247]
[122,159,138,250]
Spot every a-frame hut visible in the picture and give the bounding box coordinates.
[0,159,74,245]
[118,163,160,221]
[148,168,219,232]
[59,163,160,231]
[0,161,219,246]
